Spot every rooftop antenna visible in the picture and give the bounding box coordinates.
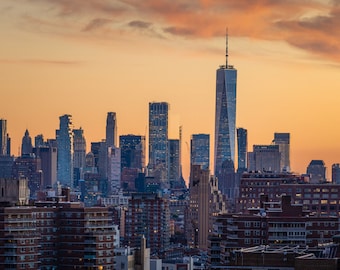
[225,27,229,68]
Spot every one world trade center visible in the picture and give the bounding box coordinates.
[214,31,237,195]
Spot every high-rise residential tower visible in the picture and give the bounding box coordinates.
[106,112,117,147]
[237,128,247,172]
[148,102,169,182]
[0,119,7,156]
[56,114,74,187]
[273,132,290,172]
[191,134,210,170]
[214,32,237,190]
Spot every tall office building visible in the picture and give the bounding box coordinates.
[33,145,57,188]
[119,134,146,170]
[73,128,86,187]
[186,165,226,250]
[148,102,169,183]
[107,146,121,193]
[73,128,86,169]
[56,114,74,187]
[34,134,45,147]
[168,139,180,184]
[273,132,290,172]
[237,128,247,172]
[21,129,33,156]
[106,112,117,147]
[250,145,281,173]
[191,134,210,170]
[214,33,237,191]
[0,119,7,156]
[307,160,326,183]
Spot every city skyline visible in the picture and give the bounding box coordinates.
[1,1,340,180]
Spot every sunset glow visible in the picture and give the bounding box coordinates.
[1,0,340,181]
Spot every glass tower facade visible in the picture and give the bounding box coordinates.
[191,134,210,170]
[237,128,247,172]
[273,132,290,172]
[56,114,74,187]
[214,65,237,180]
[148,102,169,169]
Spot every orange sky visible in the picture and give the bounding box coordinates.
[1,0,340,181]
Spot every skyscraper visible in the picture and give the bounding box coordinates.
[191,134,210,170]
[273,132,290,172]
[332,163,340,184]
[168,139,180,184]
[251,145,281,173]
[73,128,86,169]
[33,144,57,188]
[148,102,169,183]
[107,146,121,193]
[0,119,7,156]
[56,114,74,187]
[186,165,226,250]
[119,134,146,170]
[21,129,33,156]
[214,33,237,190]
[237,128,247,172]
[106,112,117,147]
[34,134,44,148]
[307,160,326,183]
[73,128,86,187]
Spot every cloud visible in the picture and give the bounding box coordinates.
[0,58,82,65]
[128,20,153,29]
[13,0,340,63]
[82,18,112,32]
[276,3,340,61]
[163,26,194,37]
[31,0,127,17]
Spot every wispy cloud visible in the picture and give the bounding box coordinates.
[10,0,340,62]
[0,58,82,65]
[128,20,153,29]
[82,18,112,32]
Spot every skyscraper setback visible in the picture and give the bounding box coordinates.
[214,33,237,193]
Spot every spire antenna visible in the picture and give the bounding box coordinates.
[225,27,229,68]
